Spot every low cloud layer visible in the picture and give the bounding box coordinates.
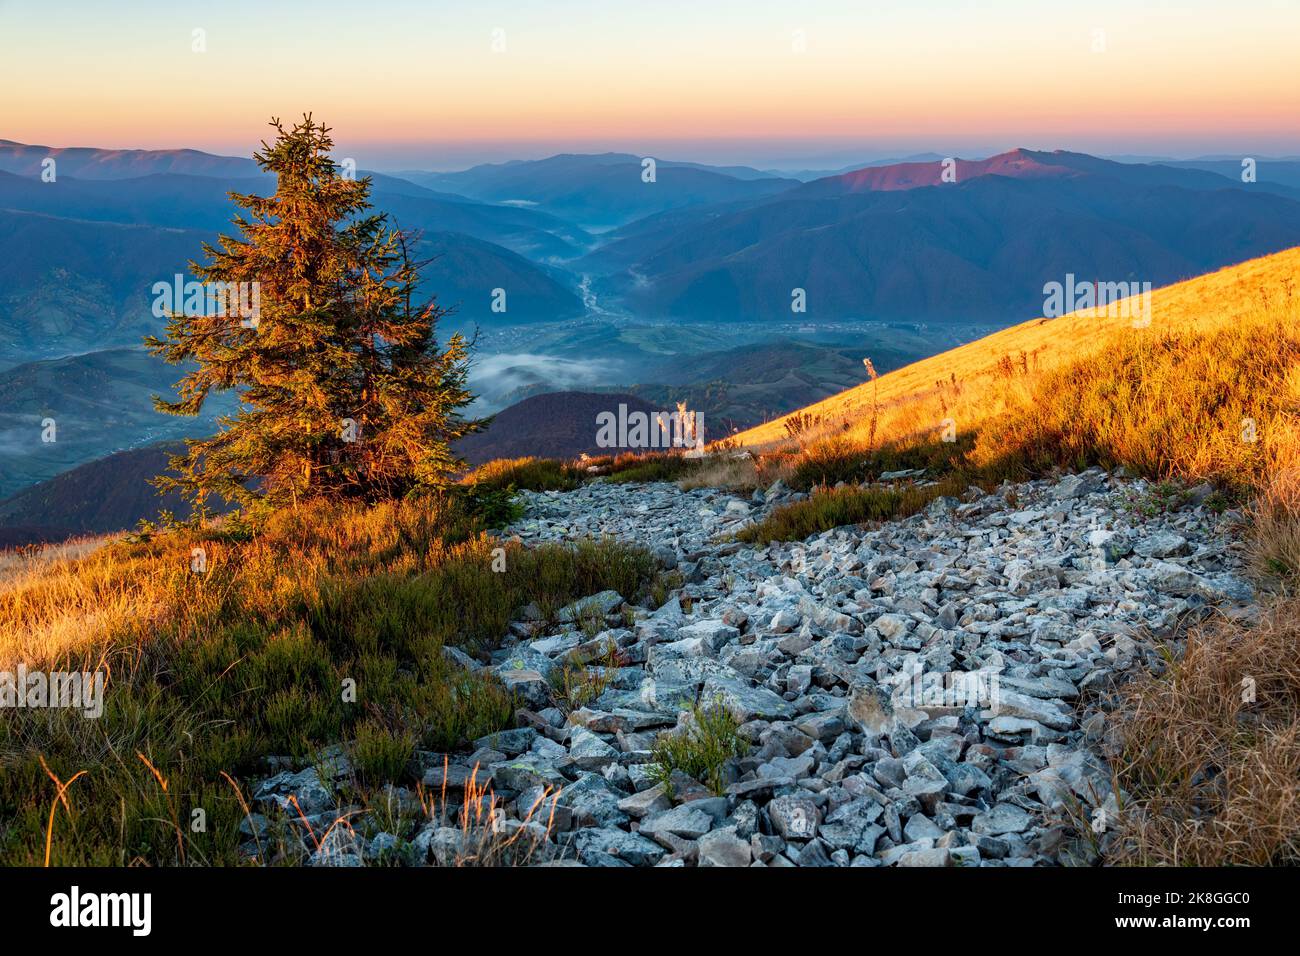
[470,352,624,412]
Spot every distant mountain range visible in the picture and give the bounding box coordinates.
[399,153,799,230]
[0,209,207,366]
[795,149,1300,198]
[5,137,1300,535]
[0,143,595,367]
[0,138,259,180]
[584,148,1300,322]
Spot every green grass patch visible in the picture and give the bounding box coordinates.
[463,456,581,493]
[597,451,699,484]
[737,474,974,544]
[650,700,747,797]
[0,495,657,866]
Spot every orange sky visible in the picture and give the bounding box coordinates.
[2,0,1296,167]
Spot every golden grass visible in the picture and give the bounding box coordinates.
[730,247,1300,456]
[1250,469,1300,584]
[723,246,1300,548]
[676,454,784,492]
[0,494,658,865]
[974,309,1300,486]
[0,499,462,669]
[1110,601,1300,866]
[461,456,580,492]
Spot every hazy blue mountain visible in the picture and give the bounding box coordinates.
[0,165,591,260]
[792,148,1293,196]
[0,197,584,370]
[0,138,259,179]
[412,232,583,326]
[0,209,206,365]
[0,441,199,541]
[401,153,799,229]
[762,153,948,182]
[583,149,1300,322]
[0,139,470,197]
[1161,158,1300,195]
[0,348,238,500]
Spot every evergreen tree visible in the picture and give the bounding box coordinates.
[147,115,481,510]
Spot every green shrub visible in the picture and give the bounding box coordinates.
[464,456,580,492]
[651,701,747,797]
[351,719,416,785]
[737,475,970,543]
[605,452,698,484]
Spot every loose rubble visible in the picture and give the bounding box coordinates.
[247,468,1255,866]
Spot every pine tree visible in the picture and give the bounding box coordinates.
[147,115,481,511]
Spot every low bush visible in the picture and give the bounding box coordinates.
[650,701,747,797]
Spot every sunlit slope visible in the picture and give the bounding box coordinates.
[729,246,1300,451]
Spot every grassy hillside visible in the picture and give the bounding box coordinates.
[718,248,1299,555]
[732,245,1300,453]
[0,493,662,865]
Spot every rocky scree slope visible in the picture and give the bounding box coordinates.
[251,469,1253,866]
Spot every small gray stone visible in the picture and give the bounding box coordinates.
[896,847,953,867]
[557,590,624,623]
[617,784,671,819]
[567,727,619,770]
[973,802,1033,835]
[572,827,665,867]
[1133,530,1190,559]
[703,671,796,721]
[698,828,752,867]
[640,805,714,840]
[474,727,537,757]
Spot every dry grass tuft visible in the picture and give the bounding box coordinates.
[676,454,786,493]
[1249,469,1300,585]
[1109,601,1300,866]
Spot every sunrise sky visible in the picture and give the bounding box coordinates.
[1,0,1297,170]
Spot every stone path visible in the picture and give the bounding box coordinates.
[470,469,1252,866]
[254,469,1255,866]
